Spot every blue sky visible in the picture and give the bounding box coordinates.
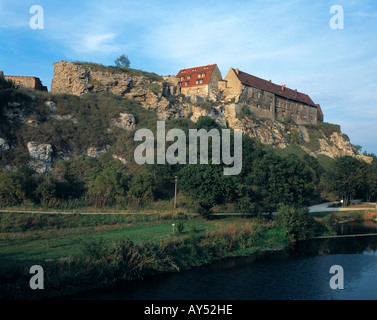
[1,0,377,154]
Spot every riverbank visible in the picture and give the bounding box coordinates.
[0,211,290,299]
[1,208,376,299]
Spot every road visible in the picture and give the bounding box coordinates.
[308,202,376,213]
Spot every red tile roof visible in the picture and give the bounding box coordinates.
[233,68,316,106]
[176,64,216,88]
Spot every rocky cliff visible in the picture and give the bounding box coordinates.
[50,60,372,164]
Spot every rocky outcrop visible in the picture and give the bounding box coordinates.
[356,154,374,164]
[27,142,53,174]
[2,102,26,123]
[51,61,181,120]
[52,114,78,123]
[111,113,136,131]
[112,154,127,165]
[86,145,110,158]
[0,138,10,151]
[50,61,371,163]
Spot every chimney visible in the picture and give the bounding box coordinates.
[281,84,286,91]
[235,68,239,75]
[269,80,271,83]
[294,89,297,93]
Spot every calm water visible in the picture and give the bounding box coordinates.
[74,221,377,300]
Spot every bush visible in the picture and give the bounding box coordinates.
[325,213,339,232]
[274,205,316,241]
[287,129,300,145]
[127,172,156,203]
[176,221,184,234]
[188,224,197,236]
[236,105,251,120]
[147,83,162,95]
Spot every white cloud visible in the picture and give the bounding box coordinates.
[78,33,118,53]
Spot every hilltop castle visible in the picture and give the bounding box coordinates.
[176,64,323,124]
[0,71,47,91]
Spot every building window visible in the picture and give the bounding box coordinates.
[185,81,188,86]
[187,76,191,80]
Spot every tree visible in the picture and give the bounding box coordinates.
[127,172,156,203]
[88,167,128,206]
[247,152,316,215]
[34,175,57,204]
[179,164,237,218]
[274,205,317,241]
[114,54,130,68]
[359,161,377,202]
[195,116,221,131]
[0,171,26,204]
[324,156,365,206]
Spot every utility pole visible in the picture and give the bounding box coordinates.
[174,176,178,209]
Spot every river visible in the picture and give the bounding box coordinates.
[73,221,377,300]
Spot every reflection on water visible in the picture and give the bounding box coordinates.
[72,223,377,300]
[336,221,377,235]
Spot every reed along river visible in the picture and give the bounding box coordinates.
[73,221,377,300]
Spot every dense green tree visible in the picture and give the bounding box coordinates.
[324,156,365,205]
[88,167,128,206]
[179,164,237,218]
[247,152,316,214]
[0,171,26,204]
[195,116,221,131]
[34,175,58,203]
[274,205,317,241]
[359,161,377,202]
[127,172,157,203]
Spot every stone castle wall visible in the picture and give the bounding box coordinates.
[4,76,47,91]
[238,85,319,124]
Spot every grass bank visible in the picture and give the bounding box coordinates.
[0,211,289,299]
[4,208,374,299]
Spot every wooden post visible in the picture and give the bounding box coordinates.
[174,176,178,209]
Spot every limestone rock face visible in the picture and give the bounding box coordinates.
[356,154,374,164]
[0,138,10,151]
[317,132,355,158]
[87,145,110,158]
[51,60,140,96]
[51,61,183,120]
[112,154,127,165]
[27,142,53,174]
[111,113,136,130]
[50,60,371,163]
[2,102,26,122]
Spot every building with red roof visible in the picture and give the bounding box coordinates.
[224,68,323,124]
[176,64,223,98]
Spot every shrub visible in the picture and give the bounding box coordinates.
[274,205,316,241]
[147,83,162,95]
[237,105,251,120]
[283,115,295,125]
[325,213,339,231]
[176,221,184,234]
[188,224,197,236]
[287,129,300,145]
